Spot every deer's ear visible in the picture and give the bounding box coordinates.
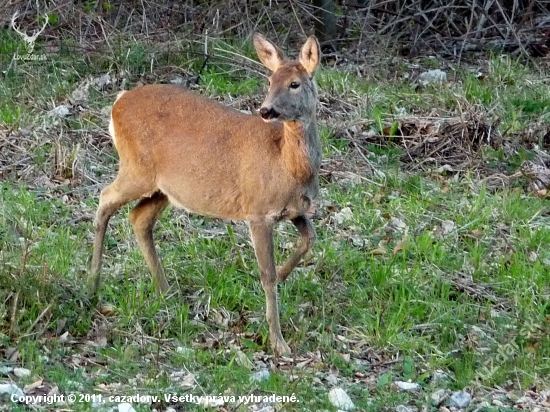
[254,33,284,73]
[299,36,321,76]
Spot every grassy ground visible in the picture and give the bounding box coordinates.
[1,28,550,412]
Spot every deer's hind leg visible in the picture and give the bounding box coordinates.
[277,215,315,282]
[129,192,170,294]
[90,174,152,298]
[89,158,158,301]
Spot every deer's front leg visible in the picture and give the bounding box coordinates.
[249,220,291,356]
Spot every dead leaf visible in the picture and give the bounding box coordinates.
[5,347,19,361]
[469,229,482,238]
[98,304,115,316]
[235,350,253,369]
[23,380,43,393]
[295,358,313,369]
[393,239,407,254]
[370,247,387,256]
[535,189,547,198]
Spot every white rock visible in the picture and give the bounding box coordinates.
[0,383,25,398]
[334,207,354,225]
[439,220,456,236]
[117,403,136,412]
[0,366,13,375]
[396,405,413,412]
[253,406,275,412]
[395,381,420,391]
[198,397,225,407]
[13,367,31,378]
[93,73,111,89]
[418,69,447,86]
[432,370,451,383]
[471,325,487,339]
[71,82,90,102]
[328,387,355,411]
[388,217,407,232]
[250,369,270,382]
[170,76,184,84]
[326,373,338,385]
[175,346,193,356]
[447,391,471,409]
[51,105,70,117]
[515,396,532,405]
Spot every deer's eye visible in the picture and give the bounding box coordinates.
[289,82,300,89]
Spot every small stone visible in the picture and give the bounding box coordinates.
[431,389,449,406]
[175,346,193,356]
[328,387,355,411]
[418,69,447,86]
[471,326,487,339]
[388,217,407,233]
[254,406,275,412]
[326,373,338,385]
[250,369,270,382]
[51,105,70,117]
[0,383,25,398]
[432,370,451,383]
[446,391,471,409]
[170,76,184,84]
[13,367,31,378]
[515,396,532,405]
[0,366,13,375]
[198,397,225,407]
[395,381,421,391]
[118,403,136,412]
[396,405,413,412]
[439,220,456,237]
[93,73,111,89]
[334,207,354,225]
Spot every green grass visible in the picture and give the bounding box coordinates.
[1,30,550,411]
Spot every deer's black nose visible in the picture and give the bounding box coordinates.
[260,107,279,120]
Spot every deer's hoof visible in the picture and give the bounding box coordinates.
[272,339,291,357]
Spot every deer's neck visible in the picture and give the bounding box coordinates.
[281,120,321,183]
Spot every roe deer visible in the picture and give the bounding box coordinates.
[90,34,321,356]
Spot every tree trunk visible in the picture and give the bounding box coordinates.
[313,0,336,51]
